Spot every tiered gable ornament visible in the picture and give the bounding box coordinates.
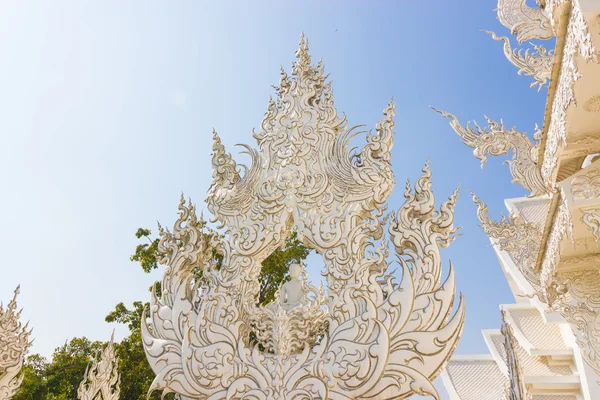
[142,36,465,400]
[0,287,31,400]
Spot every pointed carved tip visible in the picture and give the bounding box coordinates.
[212,129,222,145]
[431,107,454,120]
[423,158,431,172]
[294,33,312,73]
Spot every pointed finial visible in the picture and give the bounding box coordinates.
[294,32,312,75]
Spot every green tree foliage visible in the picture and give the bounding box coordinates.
[13,354,48,399]
[13,338,103,400]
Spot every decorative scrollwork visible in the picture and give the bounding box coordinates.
[142,35,465,400]
[484,31,554,90]
[547,269,600,378]
[581,208,600,244]
[0,287,31,400]
[572,169,600,200]
[433,108,546,196]
[496,0,553,43]
[472,193,543,295]
[77,332,121,400]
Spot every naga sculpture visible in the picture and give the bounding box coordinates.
[489,0,555,89]
[496,0,553,44]
[0,287,31,400]
[433,108,546,196]
[77,331,121,400]
[142,36,464,400]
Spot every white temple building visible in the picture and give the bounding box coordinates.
[439,0,600,399]
[442,196,591,399]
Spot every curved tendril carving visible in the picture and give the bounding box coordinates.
[484,31,554,90]
[142,35,464,400]
[0,286,31,400]
[77,332,121,400]
[433,108,546,196]
[496,0,554,43]
[471,193,543,296]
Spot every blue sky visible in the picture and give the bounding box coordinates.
[0,0,546,397]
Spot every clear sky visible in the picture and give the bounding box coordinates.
[0,1,546,398]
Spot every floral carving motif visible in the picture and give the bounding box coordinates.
[496,0,553,43]
[572,169,600,200]
[0,287,31,400]
[433,108,545,195]
[484,31,554,90]
[248,274,328,356]
[77,332,121,400]
[142,36,465,400]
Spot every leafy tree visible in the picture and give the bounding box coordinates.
[13,337,103,400]
[13,354,48,400]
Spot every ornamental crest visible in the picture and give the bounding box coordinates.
[142,35,464,400]
[0,287,31,400]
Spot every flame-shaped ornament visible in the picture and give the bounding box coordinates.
[77,332,121,400]
[0,287,31,400]
[142,35,465,400]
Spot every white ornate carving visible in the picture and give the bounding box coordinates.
[572,169,600,200]
[248,264,328,356]
[581,208,600,244]
[501,311,524,400]
[472,193,543,295]
[433,108,546,195]
[77,331,121,400]
[0,287,31,400]
[142,36,465,400]
[484,31,554,90]
[547,268,600,377]
[540,189,574,290]
[496,0,553,43]
[541,0,598,182]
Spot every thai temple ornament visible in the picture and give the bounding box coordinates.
[142,36,465,400]
[484,30,554,90]
[489,0,555,90]
[432,108,546,196]
[77,332,121,400]
[496,0,553,43]
[500,312,525,400]
[471,193,544,295]
[0,287,31,400]
[248,263,328,356]
[581,208,600,244]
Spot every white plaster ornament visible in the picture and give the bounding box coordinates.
[142,36,465,400]
[0,287,31,400]
[77,331,121,400]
